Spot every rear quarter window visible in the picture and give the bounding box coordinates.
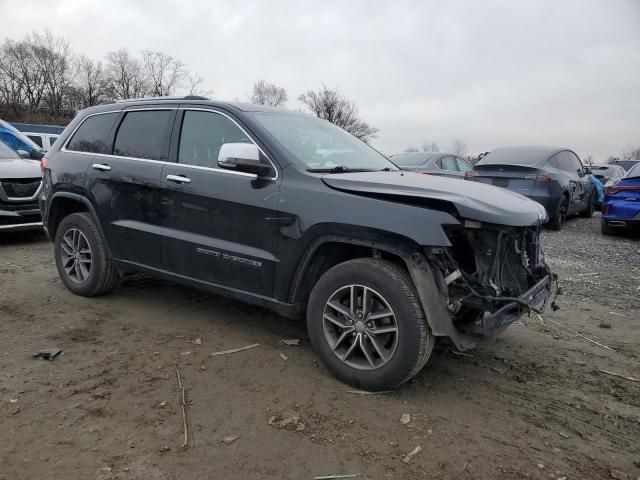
[66,113,119,154]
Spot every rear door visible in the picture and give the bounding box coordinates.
[84,107,176,268]
[160,108,281,296]
[556,151,585,212]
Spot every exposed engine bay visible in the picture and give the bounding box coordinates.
[432,222,554,335]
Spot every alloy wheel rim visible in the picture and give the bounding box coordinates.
[60,228,92,283]
[322,284,399,371]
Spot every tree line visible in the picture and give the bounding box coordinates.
[0,31,379,142]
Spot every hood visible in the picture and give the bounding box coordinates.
[0,158,42,179]
[322,171,548,226]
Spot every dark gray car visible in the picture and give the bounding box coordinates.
[0,141,43,232]
[390,152,473,178]
[468,146,596,230]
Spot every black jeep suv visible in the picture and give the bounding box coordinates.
[41,97,553,391]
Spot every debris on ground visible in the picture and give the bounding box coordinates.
[313,474,360,479]
[402,445,422,464]
[599,320,612,329]
[221,435,240,445]
[210,343,260,356]
[186,337,202,345]
[400,413,411,425]
[280,353,288,361]
[176,366,189,448]
[279,338,301,346]
[598,369,640,383]
[609,469,629,480]
[32,347,62,360]
[558,431,571,439]
[268,415,305,431]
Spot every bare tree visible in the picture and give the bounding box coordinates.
[141,50,185,97]
[249,79,287,106]
[77,55,109,107]
[298,84,379,142]
[622,146,640,161]
[421,141,439,152]
[0,42,26,115]
[185,73,213,97]
[1,37,47,112]
[31,31,77,115]
[403,146,420,153]
[583,154,594,166]
[450,137,467,156]
[105,49,147,100]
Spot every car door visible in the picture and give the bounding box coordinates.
[566,151,589,210]
[160,108,281,296]
[555,151,580,212]
[84,108,176,269]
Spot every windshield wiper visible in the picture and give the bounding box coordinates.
[306,166,374,173]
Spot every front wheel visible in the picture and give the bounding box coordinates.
[580,192,595,218]
[307,258,434,391]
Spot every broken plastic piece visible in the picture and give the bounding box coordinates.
[32,348,62,360]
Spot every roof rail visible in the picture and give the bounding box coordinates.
[115,95,209,103]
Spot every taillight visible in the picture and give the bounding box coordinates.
[464,171,476,180]
[605,185,640,195]
[525,173,551,182]
[419,171,431,175]
[40,155,49,174]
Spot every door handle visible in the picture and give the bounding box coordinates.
[167,174,191,184]
[92,163,111,172]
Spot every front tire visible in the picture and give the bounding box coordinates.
[580,192,595,218]
[54,212,118,296]
[307,258,434,391]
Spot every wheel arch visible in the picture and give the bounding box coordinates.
[288,234,418,305]
[47,192,110,256]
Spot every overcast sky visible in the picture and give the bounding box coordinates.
[2,0,639,161]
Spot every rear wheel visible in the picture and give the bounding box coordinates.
[307,258,434,391]
[54,212,118,296]
[548,196,569,230]
[601,218,615,236]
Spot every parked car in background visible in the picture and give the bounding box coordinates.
[0,141,43,232]
[390,152,473,178]
[11,122,64,152]
[601,162,640,235]
[591,164,626,186]
[0,119,45,160]
[467,146,595,230]
[608,159,640,172]
[40,97,553,391]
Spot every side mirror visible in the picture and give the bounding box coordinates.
[16,149,29,159]
[584,167,592,175]
[218,143,271,177]
[30,149,44,160]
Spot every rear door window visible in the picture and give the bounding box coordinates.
[178,110,252,168]
[440,156,458,171]
[566,151,583,173]
[556,152,574,172]
[546,155,559,169]
[455,157,472,172]
[66,113,118,154]
[114,110,174,161]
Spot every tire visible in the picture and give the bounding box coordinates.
[307,258,435,391]
[601,219,615,236]
[580,192,595,218]
[54,212,118,296]
[548,196,569,231]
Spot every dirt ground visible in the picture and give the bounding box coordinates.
[1,213,639,480]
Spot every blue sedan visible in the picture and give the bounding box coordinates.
[601,162,640,235]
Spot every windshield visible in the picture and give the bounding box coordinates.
[0,139,20,159]
[250,112,397,171]
[391,153,435,166]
